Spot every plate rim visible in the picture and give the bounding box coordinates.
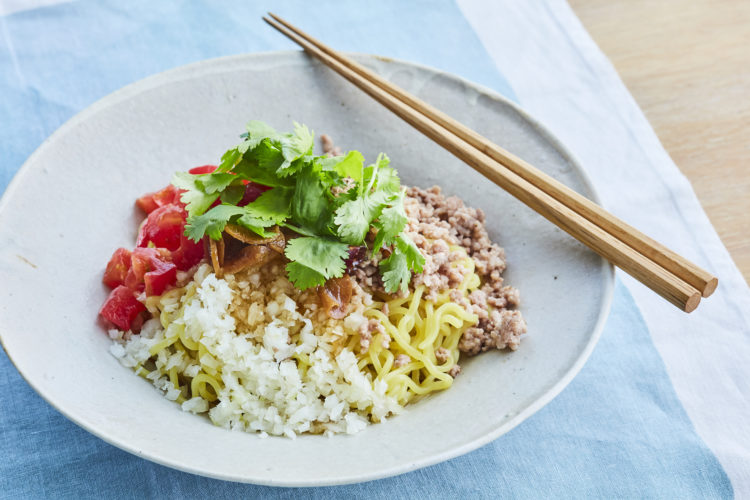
[0,50,615,486]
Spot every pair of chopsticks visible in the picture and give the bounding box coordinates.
[263,13,717,313]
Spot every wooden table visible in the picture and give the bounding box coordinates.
[569,0,750,284]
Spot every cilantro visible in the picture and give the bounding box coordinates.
[195,173,239,194]
[291,164,334,235]
[317,150,364,174]
[373,190,408,250]
[172,172,219,216]
[172,120,424,291]
[217,148,242,173]
[185,205,245,241]
[285,262,327,289]
[234,214,277,238]
[380,251,409,294]
[379,235,425,293]
[277,123,314,176]
[244,120,279,150]
[284,236,349,279]
[334,196,380,244]
[220,185,245,205]
[245,186,293,223]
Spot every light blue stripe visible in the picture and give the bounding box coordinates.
[0,1,731,497]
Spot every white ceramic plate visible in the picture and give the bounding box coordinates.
[0,52,613,486]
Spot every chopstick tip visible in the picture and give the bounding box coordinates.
[684,292,701,313]
[702,277,718,298]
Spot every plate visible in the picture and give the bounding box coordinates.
[0,52,613,486]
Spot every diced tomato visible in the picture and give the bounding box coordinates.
[136,204,186,251]
[102,248,132,288]
[124,247,177,296]
[100,286,145,331]
[143,257,177,296]
[124,267,145,293]
[136,184,184,213]
[135,194,159,214]
[170,234,205,271]
[188,165,218,175]
[238,182,271,206]
[153,184,183,208]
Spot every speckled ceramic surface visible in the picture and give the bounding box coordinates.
[0,52,613,486]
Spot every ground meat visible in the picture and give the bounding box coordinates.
[381,333,391,349]
[403,185,526,356]
[448,364,461,377]
[359,318,384,353]
[435,347,450,364]
[350,252,389,296]
[394,354,411,367]
[458,310,526,355]
[320,133,343,157]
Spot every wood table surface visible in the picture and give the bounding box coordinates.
[569,0,750,284]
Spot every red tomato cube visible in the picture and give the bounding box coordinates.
[136,204,186,251]
[125,247,176,295]
[100,286,145,331]
[188,165,218,175]
[135,184,184,213]
[102,248,132,288]
[143,257,177,296]
[171,234,205,271]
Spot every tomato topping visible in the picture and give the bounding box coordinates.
[153,184,183,208]
[188,165,218,175]
[135,193,159,214]
[100,286,145,331]
[170,234,205,271]
[136,184,184,213]
[103,248,132,288]
[143,257,177,296]
[124,247,176,296]
[136,204,186,251]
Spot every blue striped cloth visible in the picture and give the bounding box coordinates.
[0,1,732,497]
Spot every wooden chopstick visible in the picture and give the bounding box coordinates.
[267,13,717,300]
[263,14,714,313]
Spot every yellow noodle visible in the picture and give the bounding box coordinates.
[359,247,480,405]
[127,242,482,419]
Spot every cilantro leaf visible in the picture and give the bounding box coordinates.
[184,204,245,241]
[379,234,425,293]
[217,148,242,173]
[245,186,293,223]
[234,213,277,238]
[396,234,425,272]
[172,172,219,216]
[373,191,408,250]
[233,140,290,187]
[380,251,409,293]
[244,120,279,150]
[375,165,401,194]
[277,123,314,176]
[329,151,366,183]
[195,173,239,194]
[284,236,349,279]
[220,185,245,205]
[285,262,327,290]
[334,196,381,244]
[291,164,335,235]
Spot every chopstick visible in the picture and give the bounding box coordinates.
[263,14,717,313]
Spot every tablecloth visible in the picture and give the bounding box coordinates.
[0,0,746,497]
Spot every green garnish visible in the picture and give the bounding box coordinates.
[175,120,424,292]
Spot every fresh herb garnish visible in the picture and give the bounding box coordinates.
[176,121,424,292]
